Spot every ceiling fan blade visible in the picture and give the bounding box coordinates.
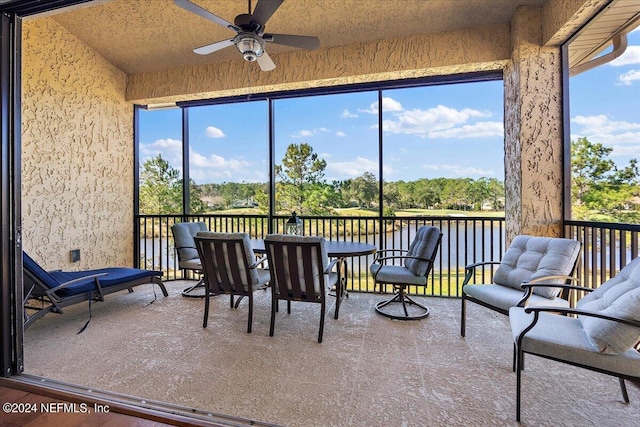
[264,34,320,50]
[251,0,284,27]
[257,50,276,71]
[194,39,235,55]
[174,0,240,32]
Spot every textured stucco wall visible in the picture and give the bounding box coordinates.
[504,6,564,243]
[21,18,133,270]
[127,24,511,105]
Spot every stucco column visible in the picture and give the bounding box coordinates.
[503,6,564,243]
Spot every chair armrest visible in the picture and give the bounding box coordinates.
[516,278,586,306]
[374,254,429,265]
[523,306,640,329]
[525,275,581,285]
[465,261,502,270]
[325,258,340,274]
[463,261,502,285]
[373,249,408,262]
[250,256,268,269]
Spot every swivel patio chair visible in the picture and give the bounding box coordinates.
[194,231,270,333]
[370,226,442,320]
[461,235,581,336]
[510,256,640,422]
[171,221,208,297]
[264,234,340,343]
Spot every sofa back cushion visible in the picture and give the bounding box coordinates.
[578,257,640,354]
[492,235,581,298]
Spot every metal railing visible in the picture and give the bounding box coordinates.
[565,220,640,304]
[136,214,640,298]
[137,214,506,297]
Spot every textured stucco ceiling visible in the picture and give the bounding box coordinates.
[47,0,548,75]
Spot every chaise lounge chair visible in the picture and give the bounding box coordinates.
[23,251,167,331]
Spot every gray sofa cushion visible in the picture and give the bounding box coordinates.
[404,226,441,276]
[492,235,581,299]
[577,257,640,354]
[465,283,569,312]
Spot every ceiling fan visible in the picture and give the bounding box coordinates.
[174,0,320,71]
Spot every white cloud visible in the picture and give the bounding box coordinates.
[292,128,331,138]
[139,138,182,166]
[424,164,495,177]
[139,137,267,184]
[190,150,250,170]
[326,156,394,178]
[571,114,640,158]
[382,105,493,137]
[292,129,314,138]
[359,97,404,114]
[609,144,640,157]
[572,114,640,135]
[205,126,225,138]
[341,109,358,118]
[610,45,640,66]
[427,121,504,139]
[140,138,181,153]
[383,97,403,112]
[618,69,640,85]
[336,131,346,137]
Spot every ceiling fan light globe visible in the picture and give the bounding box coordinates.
[243,52,258,61]
[235,35,264,62]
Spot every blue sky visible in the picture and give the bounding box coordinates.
[139,27,639,185]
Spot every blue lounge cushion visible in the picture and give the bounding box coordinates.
[23,252,162,297]
[51,268,162,296]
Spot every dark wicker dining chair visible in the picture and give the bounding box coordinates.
[264,234,340,343]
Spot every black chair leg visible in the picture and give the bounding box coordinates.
[247,296,253,333]
[516,345,523,422]
[318,302,325,343]
[620,378,630,403]
[461,295,466,337]
[269,297,277,337]
[203,292,210,328]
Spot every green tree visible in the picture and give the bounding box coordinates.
[344,172,378,208]
[139,154,182,214]
[571,137,640,222]
[188,180,207,213]
[275,143,329,214]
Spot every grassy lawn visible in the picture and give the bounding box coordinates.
[334,207,504,218]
